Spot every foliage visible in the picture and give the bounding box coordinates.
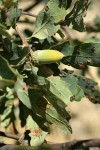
[0,0,100,147]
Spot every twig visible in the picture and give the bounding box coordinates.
[1,139,100,150]
[15,26,29,47]
[18,20,34,24]
[15,26,34,63]
[22,12,36,18]
[14,25,31,66]
[68,139,100,149]
[15,25,33,53]
[0,131,19,140]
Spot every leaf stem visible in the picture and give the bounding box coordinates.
[22,11,36,18]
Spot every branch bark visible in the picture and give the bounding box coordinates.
[1,139,100,150]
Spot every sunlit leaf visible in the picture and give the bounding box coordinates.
[32,0,66,39]
[46,105,72,134]
[15,80,31,109]
[25,115,48,146]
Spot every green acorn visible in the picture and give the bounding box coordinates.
[32,50,64,65]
